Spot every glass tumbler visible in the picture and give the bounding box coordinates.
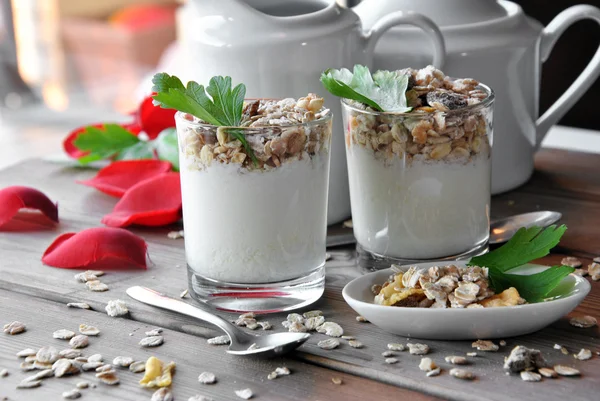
[176,110,333,312]
[341,84,494,272]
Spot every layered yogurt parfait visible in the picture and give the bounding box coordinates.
[164,75,332,311]
[322,65,494,271]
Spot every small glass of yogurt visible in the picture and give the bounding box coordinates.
[176,94,332,312]
[341,66,494,271]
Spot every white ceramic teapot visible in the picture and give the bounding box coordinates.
[354,0,600,194]
[176,0,446,224]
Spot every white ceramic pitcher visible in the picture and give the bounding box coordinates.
[176,0,446,224]
[355,0,600,194]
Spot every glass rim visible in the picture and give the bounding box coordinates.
[341,83,495,117]
[174,105,333,132]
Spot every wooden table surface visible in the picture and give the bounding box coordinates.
[1,149,599,401]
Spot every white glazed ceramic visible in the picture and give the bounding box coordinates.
[342,261,591,340]
[355,0,600,194]
[176,0,446,224]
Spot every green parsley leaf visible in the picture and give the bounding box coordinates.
[468,225,574,303]
[320,65,411,112]
[153,128,180,171]
[74,124,140,164]
[115,141,155,161]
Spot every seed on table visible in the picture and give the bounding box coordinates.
[17,379,41,388]
[561,256,581,268]
[17,348,37,358]
[207,335,230,345]
[129,361,146,373]
[520,371,542,382]
[79,324,100,336]
[37,346,59,363]
[198,371,217,384]
[407,343,430,355]
[349,340,363,348]
[426,367,441,377]
[62,389,81,399]
[569,315,597,328]
[0,369,8,377]
[331,377,343,385]
[356,316,368,323]
[96,370,119,385]
[140,335,164,347]
[538,368,558,378]
[87,354,103,363]
[235,388,253,399]
[387,343,405,351]
[105,299,128,317]
[152,388,174,401]
[86,280,108,292]
[113,356,134,367]
[67,303,91,310]
[69,335,89,349]
[318,338,340,350]
[53,329,76,340]
[472,340,498,351]
[385,357,398,364]
[449,368,475,380]
[554,365,581,376]
[3,321,26,335]
[145,328,163,336]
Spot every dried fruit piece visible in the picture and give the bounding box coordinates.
[198,371,217,384]
[318,338,340,350]
[140,336,164,347]
[3,321,26,335]
[139,356,176,388]
[0,186,58,227]
[445,356,468,365]
[78,160,172,197]
[574,349,592,361]
[569,315,597,328]
[520,371,542,382]
[69,335,89,349]
[106,300,129,317]
[449,368,474,380]
[235,388,253,399]
[407,343,430,355]
[42,227,147,269]
[553,365,580,376]
[472,340,498,351]
[101,173,182,227]
[151,388,174,401]
[113,356,134,367]
[79,324,100,336]
[316,322,343,337]
[503,346,545,373]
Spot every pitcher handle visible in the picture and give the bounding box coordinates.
[363,11,446,69]
[535,5,600,149]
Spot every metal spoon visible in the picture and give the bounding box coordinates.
[489,211,562,244]
[126,286,310,357]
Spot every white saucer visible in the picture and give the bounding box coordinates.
[342,261,590,340]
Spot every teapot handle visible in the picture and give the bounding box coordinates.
[536,5,600,149]
[363,11,446,69]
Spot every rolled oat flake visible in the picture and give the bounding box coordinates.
[113,356,134,367]
[139,335,164,347]
[62,389,81,399]
[554,365,581,376]
[317,338,340,350]
[538,368,558,378]
[569,315,597,328]
[520,371,542,382]
[17,379,42,388]
[198,371,217,384]
[53,329,76,340]
[235,388,253,399]
[152,388,174,401]
[449,368,475,380]
[129,361,146,373]
[3,321,26,335]
[79,324,100,336]
[0,369,8,377]
[69,335,89,349]
[407,343,430,355]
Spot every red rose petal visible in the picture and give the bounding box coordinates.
[0,186,58,227]
[63,123,142,159]
[137,95,176,139]
[101,172,181,227]
[42,227,147,269]
[77,160,172,197]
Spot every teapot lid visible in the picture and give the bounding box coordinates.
[355,0,511,27]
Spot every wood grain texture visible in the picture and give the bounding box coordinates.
[0,153,599,401]
[0,291,437,401]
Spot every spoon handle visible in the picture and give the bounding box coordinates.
[126,286,240,340]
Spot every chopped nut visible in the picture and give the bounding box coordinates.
[449,368,475,380]
[407,343,430,355]
[3,321,26,334]
[317,338,340,350]
[445,356,468,365]
[105,300,128,317]
[384,357,398,364]
[317,322,343,337]
[78,324,100,336]
[207,335,230,345]
[538,368,558,378]
[553,365,580,376]
[569,315,597,328]
[69,335,89,349]
[418,358,437,372]
[472,340,498,351]
[235,388,253,400]
[503,346,546,373]
[198,371,217,384]
[520,371,542,382]
[561,256,581,268]
[574,348,592,361]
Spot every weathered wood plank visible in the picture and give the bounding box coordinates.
[0,291,438,401]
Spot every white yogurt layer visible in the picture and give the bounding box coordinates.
[180,155,329,284]
[347,146,490,259]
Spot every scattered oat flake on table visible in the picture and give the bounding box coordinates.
[382,351,395,357]
[96,364,113,373]
[318,338,340,350]
[62,389,81,399]
[520,371,542,382]
[17,379,42,388]
[53,329,76,340]
[305,316,325,331]
[69,335,89,349]
[207,335,230,345]
[449,368,475,380]
[387,343,405,351]
[472,340,498,351]
[288,322,308,333]
[37,346,59,363]
[129,361,146,373]
[356,316,368,323]
[445,356,468,365]
[385,357,398,364]
[152,388,174,401]
[74,271,99,282]
[76,381,89,389]
[113,356,134,367]
[87,354,103,363]
[96,370,120,385]
[331,377,343,385]
[145,328,163,336]
[189,396,214,401]
[79,324,100,336]
[466,352,477,357]
[569,315,597,328]
[167,230,184,239]
[286,313,304,324]
[258,321,272,330]
[0,369,8,377]
[561,256,582,268]
[198,371,217,384]
[235,388,253,399]
[67,302,91,309]
[180,289,189,298]
[407,343,430,355]
[317,321,343,337]
[140,335,164,347]
[538,368,558,378]
[3,321,26,334]
[574,348,592,361]
[106,299,128,317]
[82,362,103,371]
[86,280,109,292]
[17,348,37,358]
[343,219,353,228]
[25,369,53,381]
[53,359,79,377]
[348,340,363,348]
[426,368,441,377]
[553,365,580,376]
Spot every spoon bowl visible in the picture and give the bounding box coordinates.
[126,286,310,357]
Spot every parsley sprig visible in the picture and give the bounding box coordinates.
[320,65,411,113]
[151,73,257,164]
[469,225,574,303]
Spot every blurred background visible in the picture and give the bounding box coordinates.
[0,0,598,126]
